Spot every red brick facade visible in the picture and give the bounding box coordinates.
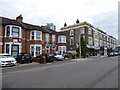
[0,15,67,57]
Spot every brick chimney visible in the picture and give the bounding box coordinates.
[16,14,23,22]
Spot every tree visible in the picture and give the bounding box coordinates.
[80,35,88,58]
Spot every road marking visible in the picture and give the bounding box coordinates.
[47,63,52,64]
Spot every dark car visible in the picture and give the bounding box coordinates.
[16,53,34,64]
[45,54,54,62]
[38,54,55,63]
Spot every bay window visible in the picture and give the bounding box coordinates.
[4,42,21,57]
[5,25,22,38]
[30,44,42,57]
[58,35,66,43]
[58,46,66,54]
[30,30,42,40]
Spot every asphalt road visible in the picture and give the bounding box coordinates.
[1,56,118,88]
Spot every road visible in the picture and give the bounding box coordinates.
[1,56,118,88]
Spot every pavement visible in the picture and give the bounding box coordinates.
[71,55,108,61]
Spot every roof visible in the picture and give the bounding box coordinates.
[60,21,94,30]
[41,26,57,34]
[0,16,54,33]
[57,31,67,36]
[0,16,23,27]
[0,16,66,36]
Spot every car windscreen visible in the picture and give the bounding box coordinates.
[0,55,11,58]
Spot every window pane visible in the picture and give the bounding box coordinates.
[52,35,55,42]
[36,36,40,40]
[6,26,10,36]
[12,27,19,37]
[11,45,19,57]
[12,27,19,32]
[46,34,49,42]
[32,36,34,40]
[13,32,19,37]
[70,37,74,45]
[31,31,34,40]
[70,30,74,36]
[31,46,34,56]
[6,44,9,54]
[59,36,61,42]
[32,32,34,35]
[36,46,40,51]
[36,46,41,56]
[36,32,41,40]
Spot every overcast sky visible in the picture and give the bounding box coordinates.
[0,0,118,39]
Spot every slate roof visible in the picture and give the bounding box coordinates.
[0,16,59,34]
[0,16,67,36]
[0,16,23,27]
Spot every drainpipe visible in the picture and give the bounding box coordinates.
[25,29,27,53]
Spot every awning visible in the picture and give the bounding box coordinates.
[87,45,95,49]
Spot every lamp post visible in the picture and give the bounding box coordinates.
[79,34,81,58]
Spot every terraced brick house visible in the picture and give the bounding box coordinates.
[0,15,67,57]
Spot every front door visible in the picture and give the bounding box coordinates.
[11,45,19,57]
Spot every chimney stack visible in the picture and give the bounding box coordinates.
[16,14,23,22]
[76,19,79,24]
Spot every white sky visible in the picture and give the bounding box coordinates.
[0,0,119,39]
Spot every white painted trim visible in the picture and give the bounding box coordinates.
[58,35,66,43]
[30,30,42,41]
[30,44,42,57]
[4,42,22,55]
[5,25,22,38]
[58,46,66,54]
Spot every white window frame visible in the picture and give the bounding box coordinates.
[30,44,42,57]
[4,42,21,56]
[36,31,42,40]
[46,33,50,42]
[70,30,74,36]
[30,30,42,40]
[70,37,74,45]
[80,28,85,34]
[58,35,66,43]
[58,46,66,54]
[88,28,92,35]
[5,25,22,38]
[52,34,56,43]
[88,37,93,45]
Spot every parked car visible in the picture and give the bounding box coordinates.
[0,53,17,66]
[16,53,34,64]
[54,54,64,61]
[45,54,55,62]
[37,53,55,63]
[108,51,118,57]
